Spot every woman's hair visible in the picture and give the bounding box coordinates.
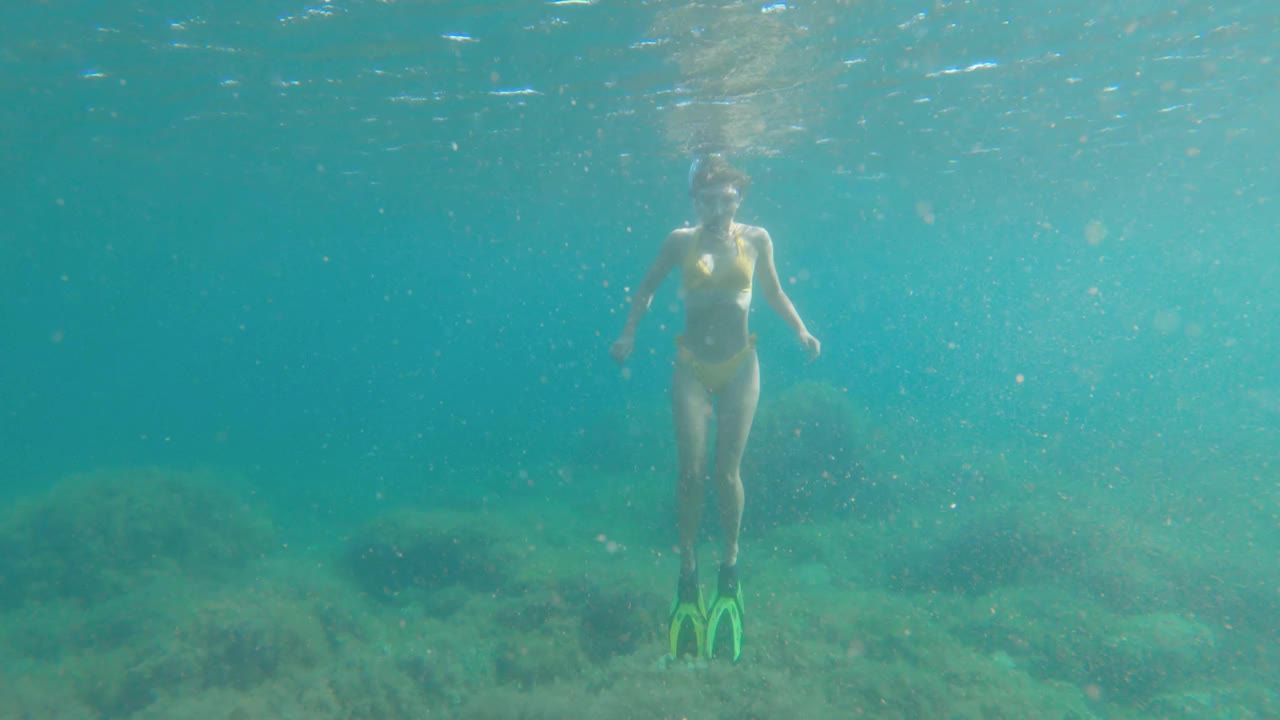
[688,154,751,197]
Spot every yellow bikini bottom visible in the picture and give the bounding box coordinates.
[676,334,757,394]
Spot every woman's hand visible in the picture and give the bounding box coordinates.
[610,335,635,365]
[799,331,821,362]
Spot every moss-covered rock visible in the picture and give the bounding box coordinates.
[1142,684,1279,720]
[889,504,1100,594]
[576,581,657,662]
[957,583,1226,704]
[188,595,330,689]
[490,574,660,667]
[744,382,894,530]
[494,618,584,690]
[0,467,273,609]
[66,582,331,716]
[342,509,516,603]
[1097,612,1218,700]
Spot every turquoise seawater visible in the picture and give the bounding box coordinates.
[2,2,1277,718]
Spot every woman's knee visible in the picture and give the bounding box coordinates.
[713,470,743,492]
[678,469,704,494]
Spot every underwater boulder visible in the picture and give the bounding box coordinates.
[1143,684,1278,719]
[0,467,273,608]
[743,382,888,530]
[888,504,1098,594]
[494,619,585,690]
[566,576,659,662]
[1096,611,1218,700]
[343,509,515,603]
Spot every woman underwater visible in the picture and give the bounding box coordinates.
[610,155,820,662]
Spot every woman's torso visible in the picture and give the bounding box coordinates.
[678,223,758,362]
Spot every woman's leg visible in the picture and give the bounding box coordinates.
[672,360,712,573]
[713,352,760,567]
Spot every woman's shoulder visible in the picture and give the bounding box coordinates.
[659,226,698,259]
[665,225,698,247]
[735,223,771,248]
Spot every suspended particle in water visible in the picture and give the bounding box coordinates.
[1084,219,1107,246]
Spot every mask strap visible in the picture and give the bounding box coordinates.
[687,153,722,193]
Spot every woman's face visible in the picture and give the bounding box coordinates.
[692,184,741,223]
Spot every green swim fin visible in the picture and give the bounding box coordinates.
[668,568,707,660]
[706,563,744,663]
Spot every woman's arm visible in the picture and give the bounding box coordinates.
[611,231,684,364]
[753,228,821,360]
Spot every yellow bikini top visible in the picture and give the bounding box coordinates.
[682,225,754,293]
